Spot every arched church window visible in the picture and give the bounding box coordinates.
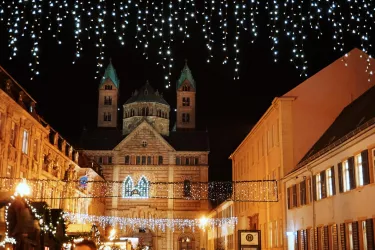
[147,156,152,165]
[146,107,149,116]
[136,156,141,165]
[183,180,192,197]
[142,156,146,165]
[123,176,134,198]
[182,97,190,106]
[176,157,181,165]
[138,176,149,197]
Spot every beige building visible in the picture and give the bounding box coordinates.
[284,85,375,249]
[80,61,210,250]
[229,48,375,249]
[205,200,235,250]
[0,66,105,238]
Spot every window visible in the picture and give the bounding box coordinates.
[22,130,29,154]
[292,185,297,207]
[6,165,13,177]
[33,139,38,159]
[362,221,367,250]
[326,167,335,197]
[125,155,130,164]
[342,159,351,192]
[355,153,364,187]
[108,156,112,164]
[105,85,113,90]
[348,223,354,250]
[10,122,17,147]
[98,157,103,164]
[104,96,112,105]
[183,180,192,197]
[142,156,146,165]
[176,157,181,165]
[182,85,190,91]
[138,177,149,197]
[104,112,112,121]
[267,129,273,150]
[185,157,189,165]
[194,157,199,165]
[123,176,134,197]
[147,156,152,165]
[158,156,163,165]
[182,113,190,123]
[142,140,147,147]
[136,156,140,165]
[182,97,190,106]
[316,174,322,200]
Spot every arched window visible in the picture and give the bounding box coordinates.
[125,155,130,164]
[138,176,149,198]
[123,176,134,198]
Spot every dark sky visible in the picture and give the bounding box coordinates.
[0,0,366,181]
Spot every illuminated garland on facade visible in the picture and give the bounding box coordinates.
[63,212,238,232]
[0,177,278,202]
[0,0,373,86]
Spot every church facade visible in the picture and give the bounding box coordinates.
[80,61,210,250]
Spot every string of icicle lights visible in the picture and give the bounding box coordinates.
[0,177,279,202]
[63,212,238,232]
[0,0,374,87]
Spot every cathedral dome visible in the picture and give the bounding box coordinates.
[124,81,169,106]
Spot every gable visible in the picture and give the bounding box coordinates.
[114,121,175,152]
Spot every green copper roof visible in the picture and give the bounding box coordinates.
[176,60,196,90]
[100,59,120,88]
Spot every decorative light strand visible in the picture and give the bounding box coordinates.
[206,0,214,63]
[165,0,174,88]
[182,0,189,42]
[64,212,238,232]
[94,0,106,79]
[233,2,240,79]
[143,0,150,59]
[72,0,83,63]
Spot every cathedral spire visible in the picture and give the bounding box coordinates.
[176,59,196,90]
[100,59,120,88]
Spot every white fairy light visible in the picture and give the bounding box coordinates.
[134,0,142,49]
[94,0,106,79]
[266,0,279,62]
[219,0,228,64]
[182,0,189,42]
[143,0,150,59]
[206,0,215,63]
[72,0,83,63]
[165,0,174,87]
[233,2,240,79]
[64,212,238,232]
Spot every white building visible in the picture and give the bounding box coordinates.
[283,85,375,249]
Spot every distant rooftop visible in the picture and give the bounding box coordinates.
[124,81,169,106]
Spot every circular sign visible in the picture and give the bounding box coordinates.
[246,234,254,242]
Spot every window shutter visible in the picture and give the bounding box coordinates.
[332,224,339,250]
[312,176,317,201]
[366,218,374,250]
[287,187,291,209]
[314,228,318,250]
[323,226,329,250]
[352,221,359,249]
[340,223,346,250]
[303,229,308,250]
[300,230,305,250]
[331,166,336,195]
[348,156,356,190]
[338,163,343,193]
[321,171,327,199]
[362,150,370,185]
[300,180,306,206]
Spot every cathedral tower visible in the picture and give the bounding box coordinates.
[97,59,120,127]
[176,60,196,129]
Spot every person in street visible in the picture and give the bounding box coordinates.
[74,239,97,250]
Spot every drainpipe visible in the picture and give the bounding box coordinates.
[306,165,315,249]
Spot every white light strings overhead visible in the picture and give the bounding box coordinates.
[0,0,374,84]
[63,212,238,232]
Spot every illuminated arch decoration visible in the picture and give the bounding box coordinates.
[122,176,149,199]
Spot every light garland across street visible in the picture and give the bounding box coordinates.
[63,212,238,232]
[0,177,279,202]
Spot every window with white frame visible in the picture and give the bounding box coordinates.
[123,176,149,198]
[22,130,29,154]
[348,223,354,250]
[326,168,334,197]
[343,160,351,192]
[316,174,322,200]
[355,153,364,187]
[362,221,367,250]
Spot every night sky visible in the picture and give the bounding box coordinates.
[0,1,365,181]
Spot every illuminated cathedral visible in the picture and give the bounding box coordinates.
[79,60,210,250]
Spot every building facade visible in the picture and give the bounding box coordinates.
[205,200,235,250]
[284,85,375,249]
[0,66,106,240]
[229,48,375,249]
[80,61,210,250]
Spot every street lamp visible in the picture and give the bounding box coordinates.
[14,179,31,197]
[199,216,208,231]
